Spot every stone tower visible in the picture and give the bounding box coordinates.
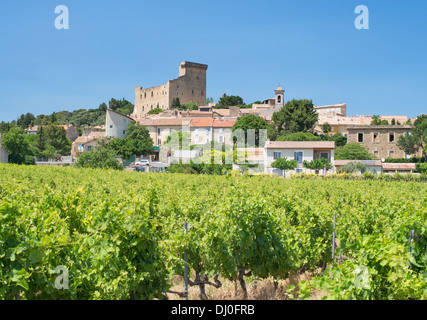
[132,61,208,119]
[274,86,285,109]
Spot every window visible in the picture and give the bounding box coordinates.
[151,92,153,97]
[277,95,281,103]
[195,129,199,135]
[123,119,126,124]
[389,150,395,158]
[192,90,194,95]
[294,151,303,164]
[123,130,126,135]
[206,128,210,135]
[373,133,379,143]
[273,152,281,160]
[110,125,113,129]
[219,136,225,143]
[201,90,204,95]
[406,153,411,159]
[177,91,179,96]
[374,151,379,158]
[158,139,162,145]
[144,93,147,98]
[320,153,329,159]
[389,133,395,142]
[157,128,161,135]
[78,144,83,152]
[219,128,223,133]
[296,168,303,174]
[358,133,364,143]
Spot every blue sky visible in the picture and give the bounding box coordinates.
[0,0,426,122]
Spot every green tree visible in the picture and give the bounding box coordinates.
[75,141,123,170]
[178,102,199,111]
[108,124,154,159]
[147,108,163,115]
[397,133,419,156]
[395,115,427,162]
[271,99,318,135]
[0,122,14,134]
[271,157,298,178]
[98,102,108,111]
[277,132,321,142]
[335,143,374,160]
[322,122,332,135]
[171,97,181,109]
[413,115,427,161]
[205,97,214,105]
[215,95,244,108]
[332,132,347,147]
[232,114,268,147]
[339,161,367,173]
[17,113,36,129]
[303,158,333,173]
[34,124,72,157]
[2,127,33,164]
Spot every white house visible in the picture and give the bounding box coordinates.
[106,109,135,139]
[0,132,9,164]
[264,141,335,176]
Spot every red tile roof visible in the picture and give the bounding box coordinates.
[212,119,236,128]
[190,118,214,127]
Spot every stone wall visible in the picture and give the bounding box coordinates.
[133,61,207,119]
[347,125,422,159]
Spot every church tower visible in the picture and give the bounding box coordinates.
[275,86,285,109]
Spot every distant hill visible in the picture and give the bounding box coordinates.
[3,98,134,132]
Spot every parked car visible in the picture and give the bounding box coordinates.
[135,160,150,166]
[131,165,146,172]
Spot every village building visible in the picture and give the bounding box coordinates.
[314,104,347,117]
[346,125,421,159]
[190,118,214,145]
[106,109,135,139]
[138,118,192,147]
[263,141,335,176]
[334,160,383,174]
[71,131,106,157]
[381,163,417,174]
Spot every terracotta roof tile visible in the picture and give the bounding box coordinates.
[212,119,236,128]
[190,118,213,127]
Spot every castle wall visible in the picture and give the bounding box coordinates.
[133,62,207,119]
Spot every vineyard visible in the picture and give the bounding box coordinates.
[0,164,426,300]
